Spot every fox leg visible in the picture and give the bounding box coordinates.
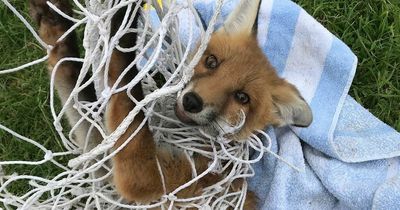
[107,63,197,203]
[29,0,101,151]
[105,6,199,203]
[105,10,165,200]
[29,0,193,202]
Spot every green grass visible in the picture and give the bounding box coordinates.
[0,1,67,197]
[0,0,399,198]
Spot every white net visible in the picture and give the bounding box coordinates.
[0,0,297,209]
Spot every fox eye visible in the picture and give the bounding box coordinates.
[235,91,250,104]
[205,55,218,69]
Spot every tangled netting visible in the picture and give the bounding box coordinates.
[0,0,300,209]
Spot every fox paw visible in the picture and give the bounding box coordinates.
[29,0,75,45]
[29,0,73,27]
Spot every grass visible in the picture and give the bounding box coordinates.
[0,0,399,199]
[0,1,67,197]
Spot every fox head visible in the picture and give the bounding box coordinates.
[175,0,312,139]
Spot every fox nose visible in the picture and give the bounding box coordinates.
[182,92,203,113]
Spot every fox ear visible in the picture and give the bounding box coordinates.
[272,82,313,127]
[218,0,261,36]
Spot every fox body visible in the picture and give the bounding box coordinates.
[29,0,312,209]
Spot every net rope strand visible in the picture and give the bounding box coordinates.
[0,0,301,209]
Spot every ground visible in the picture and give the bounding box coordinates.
[0,0,399,196]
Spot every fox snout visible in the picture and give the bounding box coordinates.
[175,87,217,126]
[182,92,203,113]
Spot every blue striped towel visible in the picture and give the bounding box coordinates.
[183,0,400,209]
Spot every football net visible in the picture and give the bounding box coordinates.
[0,0,295,209]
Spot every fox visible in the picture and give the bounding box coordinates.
[29,0,312,209]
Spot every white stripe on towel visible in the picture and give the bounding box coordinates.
[257,0,274,47]
[282,10,333,103]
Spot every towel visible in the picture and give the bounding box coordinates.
[176,0,400,209]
